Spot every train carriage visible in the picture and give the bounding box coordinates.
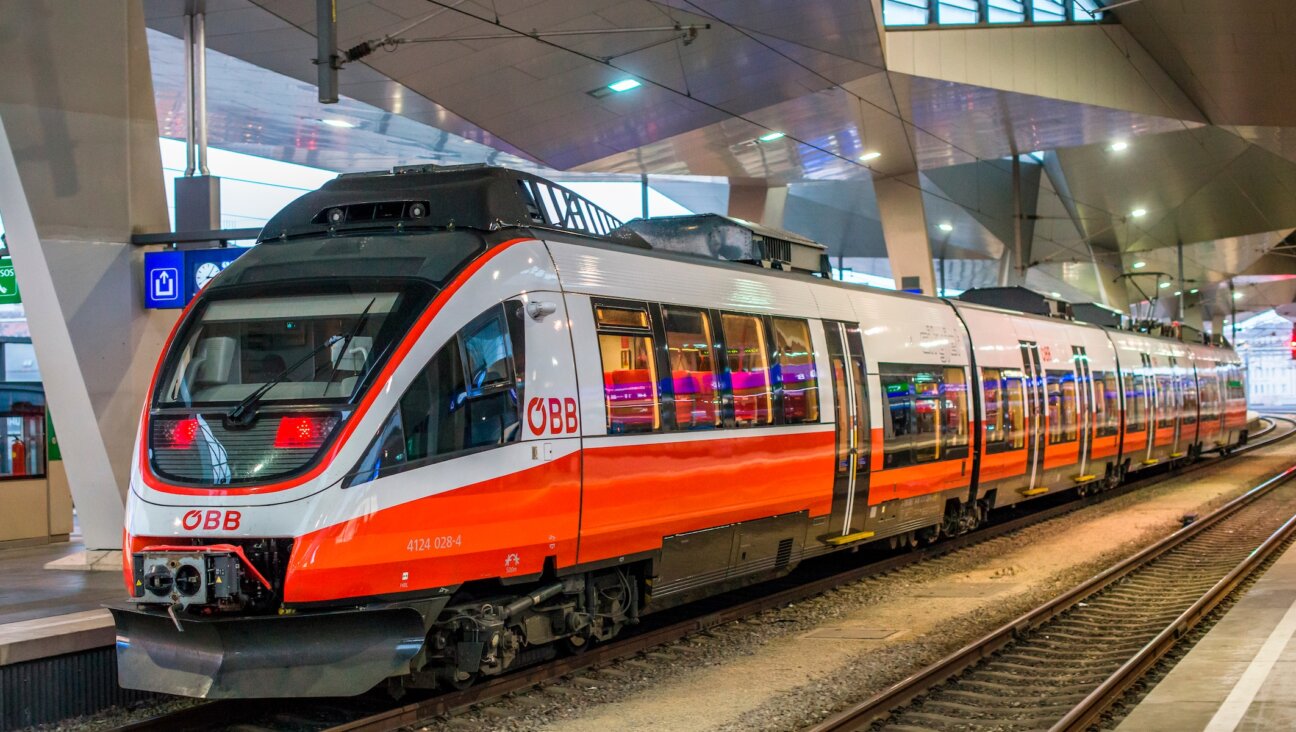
[111,165,1248,699]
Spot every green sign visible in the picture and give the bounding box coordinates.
[47,412,59,462]
[0,257,19,305]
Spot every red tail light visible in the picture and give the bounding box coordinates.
[156,418,200,449]
[274,416,336,450]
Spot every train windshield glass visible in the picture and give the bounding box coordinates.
[156,285,425,407]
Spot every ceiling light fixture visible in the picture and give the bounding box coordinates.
[1173,291,1182,296]
[1233,291,1244,300]
[1130,208,1148,218]
[319,118,356,128]
[758,131,786,142]
[607,78,642,93]
[1190,288,1199,294]
[1050,291,1062,298]
[1132,261,1147,269]
[1109,140,1129,152]
[1159,281,1171,289]
[938,223,954,232]
[859,151,882,162]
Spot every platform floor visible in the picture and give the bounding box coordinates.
[0,539,119,625]
[1117,537,1296,731]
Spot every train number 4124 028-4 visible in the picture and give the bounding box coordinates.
[408,535,462,552]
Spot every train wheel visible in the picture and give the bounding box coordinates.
[439,667,477,691]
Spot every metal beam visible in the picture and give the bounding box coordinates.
[130,228,260,246]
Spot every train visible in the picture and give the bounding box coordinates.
[109,165,1249,699]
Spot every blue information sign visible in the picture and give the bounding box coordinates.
[144,248,248,309]
[143,251,185,309]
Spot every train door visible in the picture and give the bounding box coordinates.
[1168,357,1183,455]
[826,322,870,538]
[1072,346,1094,478]
[1142,353,1157,464]
[1019,341,1045,491]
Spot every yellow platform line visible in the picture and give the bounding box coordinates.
[826,530,876,546]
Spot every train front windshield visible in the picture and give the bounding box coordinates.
[157,286,424,408]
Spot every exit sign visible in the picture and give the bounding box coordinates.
[0,257,20,305]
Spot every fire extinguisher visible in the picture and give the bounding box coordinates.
[10,437,25,476]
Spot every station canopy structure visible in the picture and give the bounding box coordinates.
[141,0,1296,325]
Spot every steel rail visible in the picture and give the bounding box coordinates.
[808,427,1296,732]
[109,417,1293,732]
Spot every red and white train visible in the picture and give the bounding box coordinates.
[111,166,1248,698]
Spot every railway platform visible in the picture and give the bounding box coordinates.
[1116,534,1296,731]
[0,540,145,730]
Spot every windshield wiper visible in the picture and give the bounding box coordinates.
[320,298,377,397]
[225,334,343,427]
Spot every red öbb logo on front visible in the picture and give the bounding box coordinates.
[527,397,579,436]
[181,509,241,531]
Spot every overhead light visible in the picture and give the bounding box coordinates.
[1159,281,1170,289]
[1050,291,1062,298]
[758,131,786,142]
[1109,140,1129,152]
[1130,208,1148,218]
[319,118,356,128]
[607,78,642,93]
[588,79,643,98]
[1233,291,1244,300]
[1190,288,1199,294]
[859,151,882,162]
[938,222,954,232]
[1132,261,1147,269]
[1173,291,1182,296]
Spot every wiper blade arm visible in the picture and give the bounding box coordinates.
[226,334,342,425]
[321,297,377,397]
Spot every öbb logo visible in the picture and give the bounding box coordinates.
[527,397,578,436]
[181,509,241,531]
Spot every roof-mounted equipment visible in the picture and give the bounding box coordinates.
[958,286,1074,320]
[613,214,831,277]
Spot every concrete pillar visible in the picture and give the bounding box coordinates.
[727,179,789,229]
[874,176,937,295]
[0,0,173,550]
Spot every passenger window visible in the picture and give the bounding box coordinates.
[1094,371,1121,437]
[772,318,819,424]
[596,303,660,434]
[1181,374,1198,425]
[881,363,968,467]
[350,300,525,484]
[942,367,969,459]
[982,368,1005,449]
[1004,369,1026,449]
[662,306,720,430]
[1126,372,1147,431]
[1046,370,1077,444]
[720,313,773,427]
[1156,375,1175,428]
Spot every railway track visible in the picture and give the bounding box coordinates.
[810,420,1296,732]
[110,417,1294,732]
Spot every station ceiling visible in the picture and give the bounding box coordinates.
[141,0,1296,320]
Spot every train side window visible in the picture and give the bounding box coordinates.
[1126,372,1147,431]
[1004,369,1027,449]
[401,337,469,461]
[772,318,820,424]
[942,367,969,459]
[1181,373,1198,425]
[982,368,1006,451]
[881,363,962,467]
[1046,370,1077,444]
[1156,374,1175,428]
[595,303,661,434]
[913,369,941,462]
[881,366,917,469]
[720,313,773,427]
[1094,371,1121,437]
[662,306,720,430]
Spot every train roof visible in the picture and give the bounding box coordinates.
[251,165,1234,355]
